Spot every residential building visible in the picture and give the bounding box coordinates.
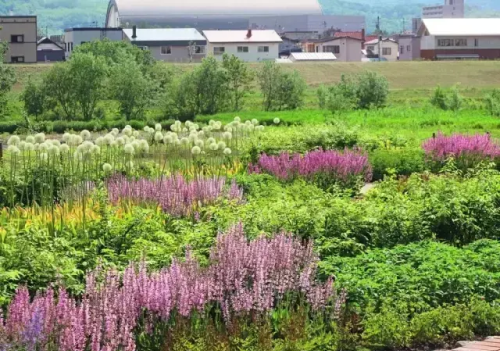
[315,36,362,62]
[123,27,206,62]
[64,28,124,59]
[279,36,302,56]
[203,29,282,62]
[418,18,500,60]
[364,37,399,61]
[333,30,377,49]
[0,16,37,63]
[412,0,464,34]
[289,52,336,62]
[423,0,465,19]
[37,37,65,62]
[397,34,421,61]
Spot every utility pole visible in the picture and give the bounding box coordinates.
[402,18,406,33]
[376,16,382,61]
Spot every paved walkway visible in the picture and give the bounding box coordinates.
[455,337,500,351]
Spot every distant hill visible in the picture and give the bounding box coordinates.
[0,0,499,35]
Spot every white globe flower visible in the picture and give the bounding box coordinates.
[48,144,60,156]
[182,128,188,133]
[256,125,265,132]
[19,141,26,150]
[234,116,241,123]
[133,130,140,137]
[191,146,201,155]
[95,136,105,146]
[7,145,20,154]
[213,122,222,130]
[170,124,178,132]
[139,139,149,153]
[174,139,181,146]
[217,141,226,150]
[74,151,83,161]
[180,137,190,145]
[223,132,232,140]
[90,145,101,154]
[155,123,162,132]
[116,137,125,145]
[273,117,281,125]
[195,139,204,148]
[154,131,163,142]
[26,135,35,144]
[197,130,205,138]
[7,135,20,146]
[124,143,135,154]
[188,133,198,142]
[82,141,94,152]
[207,137,216,145]
[39,142,49,152]
[122,127,133,136]
[223,148,232,155]
[209,143,218,151]
[102,163,113,173]
[164,135,173,144]
[111,128,119,136]
[209,120,215,126]
[251,119,259,125]
[104,134,114,145]
[60,144,70,153]
[25,143,35,151]
[34,133,45,144]
[80,130,91,140]
[51,139,61,147]
[143,126,149,132]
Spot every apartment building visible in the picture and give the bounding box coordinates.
[0,16,37,63]
[423,0,465,18]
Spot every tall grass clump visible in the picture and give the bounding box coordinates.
[249,148,372,189]
[0,224,344,351]
[422,133,500,170]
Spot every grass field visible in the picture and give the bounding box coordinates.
[12,61,500,92]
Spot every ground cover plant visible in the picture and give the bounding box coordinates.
[1,41,500,351]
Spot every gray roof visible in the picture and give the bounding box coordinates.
[123,28,205,42]
[108,0,322,21]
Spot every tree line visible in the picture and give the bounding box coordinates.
[22,40,307,122]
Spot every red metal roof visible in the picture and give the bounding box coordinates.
[333,31,377,43]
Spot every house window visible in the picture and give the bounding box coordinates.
[367,45,375,51]
[237,46,249,53]
[407,45,411,52]
[65,42,67,51]
[323,45,340,54]
[474,38,479,47]
[455,39,467,46]
[258,46,269,53]
[11,56,24,63]
[213,47,225,55]
[70,43,73,52]
[382,47,392,55]
[400,45,404,54]
[11,35,24,43]
[437,39,453,47]
[161,46,172,55]
[194,45,205,54]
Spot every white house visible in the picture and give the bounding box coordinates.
[203,29,282,62]
[418,18,500,60]
[364,37,399,61]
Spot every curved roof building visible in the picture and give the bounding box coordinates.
[106,0,324,29]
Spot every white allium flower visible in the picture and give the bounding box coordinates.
[139,139,149,153]
[246,124,255,132]
[155,123,162,131]
[143,126,149,132]
[34,133,45,144]
[34,144,40,151]
[82,141,94,152]
[273,117,281,125]
[80,130,91,140]
[174,139,181,146]
[51,139,61,146]
[39,142,49,152]
[48,145,60,156]
[202,126,212,133]
[256,125,265,132]
[122,127,133,136]
[102,163,113,173]
[195,139,204,148]
[180,137,190,145]
[154,131,163,142]
[7,135,20,146]
[62,133,71,142]
[25,143,35,151]
[164,135,173,144]
[40,152,49,162]
[124,143,135,154]
[209,120,215,126]
[197,130,205,138]
[245,120,252,126]
[191,146,201,155]
[252,119,259,125]
[182,128,188,133]
[76,144,85,154]
[60,144,70,153]
[104,134,114,145]
[74,151,83,161]
[26,135,35,144]
[217,141,226,150]
[133,130,140,137]
[170,124,178,132]
[213,122,222,130]
[19,141,26,150]
[234,116,241,123]
[207,137,216,145]
[188,133,197,142]
[111,128,119,136]
[7,145,20,154]
[223,148,232,155]
[110,140,118,147]
[209,143,218,151]
[116,137,125,145]
[90,145,100,154]
[95,137,105,146]
[223,132,232,140]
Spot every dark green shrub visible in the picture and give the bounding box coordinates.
[355,71,389,109]
[485,89,500,117]
[369,148,425,180]
[431,85,463,111]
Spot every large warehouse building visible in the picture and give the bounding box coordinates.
[106,0,365,33]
